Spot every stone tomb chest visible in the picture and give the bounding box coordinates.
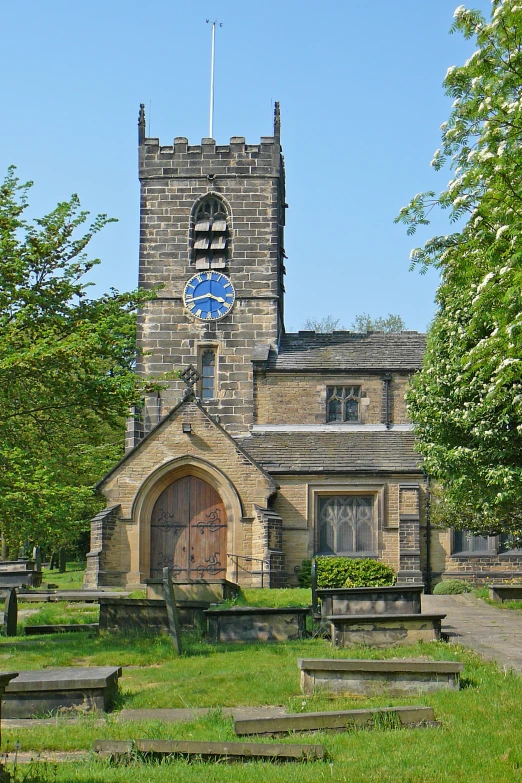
[317,585,424,619]
[298,658,463,696]
[205,606,309,643]
[4,666,122,718]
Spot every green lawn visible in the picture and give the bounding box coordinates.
[7,578,522,782]
[3,631,522,783]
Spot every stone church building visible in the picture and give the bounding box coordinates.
[85,106,522,590]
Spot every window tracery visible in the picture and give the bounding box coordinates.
[326,386,361,422]
[317,495,374,555]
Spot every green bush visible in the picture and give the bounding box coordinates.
[297,557,395,589]
[433,579,472,595]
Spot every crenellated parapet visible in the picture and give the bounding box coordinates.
[139,135,281,180]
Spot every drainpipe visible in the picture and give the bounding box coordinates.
[381,373,392,429]
[425,474,432,594]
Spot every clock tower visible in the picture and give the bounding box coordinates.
[129,103,286,445]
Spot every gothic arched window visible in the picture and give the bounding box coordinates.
[193,197,229,270]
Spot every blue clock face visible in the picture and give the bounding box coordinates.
[183,271,235,321]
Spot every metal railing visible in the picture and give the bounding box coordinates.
[227,553,267,588]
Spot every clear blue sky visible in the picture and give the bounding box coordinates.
[1,0,492,332]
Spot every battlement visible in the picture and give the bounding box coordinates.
[138,104,283,179]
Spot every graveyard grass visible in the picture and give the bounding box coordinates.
[3,623,522,781]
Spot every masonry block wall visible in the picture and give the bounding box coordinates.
[254,372,412,426]
[134,122,286,441]
[93,400,275,588]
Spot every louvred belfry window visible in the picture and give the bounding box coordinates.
[193,197,229,270]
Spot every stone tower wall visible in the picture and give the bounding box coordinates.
[133,113,286,442]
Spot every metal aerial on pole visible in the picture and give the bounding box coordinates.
[206,19,222,139]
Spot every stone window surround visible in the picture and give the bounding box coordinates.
[197,343,219,403]
[450,529,501,557]
[189,192,233,269]
[323,383,371,425]
[306,482,384,558]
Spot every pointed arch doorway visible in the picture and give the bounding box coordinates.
[150,475,227,580]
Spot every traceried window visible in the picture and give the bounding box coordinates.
[453,530,495,554]
[318,496,375,555]
[326,386,361,423]
[200,349,216,401]
[193,197,229,270]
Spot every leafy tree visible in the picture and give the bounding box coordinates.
[302,315,344,332]
[350,313,406,333]
[302,314,405,333]
[0,168,157,555]
[396,1,522,535]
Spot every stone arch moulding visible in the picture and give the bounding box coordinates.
[131,455,244,584]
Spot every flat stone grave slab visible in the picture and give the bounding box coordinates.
[205,606,309,643]
[117,706,287,723]
[329,613,446,647]
[489,585,522,602]
[234,705,438,735]
[318,585,424,620]
[95,738,325,761]
[18,590,129,603]
[98,597,208,633]
[24,623,98,636]
[298,658,463,696]
[4,667,122,718]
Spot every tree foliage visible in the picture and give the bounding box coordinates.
[0,168,157,553]
[396,1,522,534]
[350,313,406,333]
[302,313,405,333]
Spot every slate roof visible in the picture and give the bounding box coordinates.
[240,431,423,474]
[266,331,426,372]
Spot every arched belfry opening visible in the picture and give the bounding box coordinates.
[150,474,228,581]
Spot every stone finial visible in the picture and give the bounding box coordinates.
[273,101,281,141]
[138,104,146,146]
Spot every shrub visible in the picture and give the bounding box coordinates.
[297,557,395,589]
[433,579,471,595]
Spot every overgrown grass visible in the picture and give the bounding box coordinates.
[4,643,522,782]
[220,588,311,609]
[472,586,522,611]
[38,562,87,590]
[18,601,99,628]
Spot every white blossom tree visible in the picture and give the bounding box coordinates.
[396,1,522,535]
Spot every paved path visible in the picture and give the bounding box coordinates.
[423,593,522,673]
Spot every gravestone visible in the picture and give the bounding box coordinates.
[58,548,66,573]
[1,589,17,637]
[4,666,122,718]
[32,546,42,572]
[162,567,182,654]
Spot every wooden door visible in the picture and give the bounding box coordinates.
[150,476,227,580]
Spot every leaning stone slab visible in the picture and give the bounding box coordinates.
[234,705,437,735]
[205,606,308,643]
[298,658,463,696]
[145,578,240,603]
[94,738,325,761]
[329,613,446,647]
[318,585,423,619]
[3,667,122,718]
[489,585,522,602]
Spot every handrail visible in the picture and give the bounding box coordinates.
[227,553,266,588]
